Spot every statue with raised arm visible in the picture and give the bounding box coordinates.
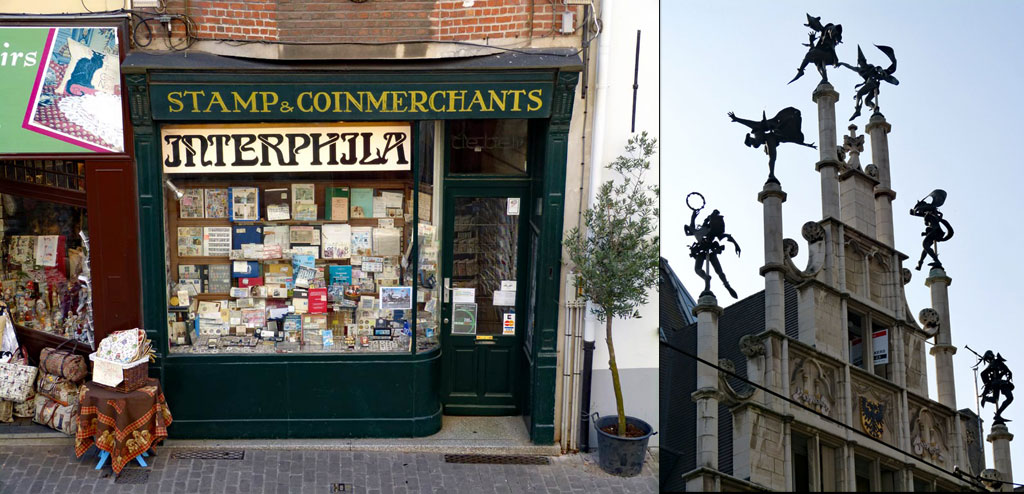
[729,107,817,183]
[971,349,1015,425]
[789,14,843,85]
[840,44,899,121]
[685,192,740,299]
[910,189,954,271]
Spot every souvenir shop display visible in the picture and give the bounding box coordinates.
[0,193,95,347]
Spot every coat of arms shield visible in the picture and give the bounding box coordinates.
[860,396,886,439]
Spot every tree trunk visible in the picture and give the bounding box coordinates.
[605,314,627,436]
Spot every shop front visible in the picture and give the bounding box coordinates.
[0,21,141,357]
[123,51,580,443]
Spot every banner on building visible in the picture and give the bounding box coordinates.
[0,27,124,153]
[161,122,412,173]
[872,328,889,365]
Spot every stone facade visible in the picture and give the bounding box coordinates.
[684,79,982,491]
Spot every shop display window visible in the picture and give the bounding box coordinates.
[416,122,441,352]
[164,122,441,355]
[0,160,95,347]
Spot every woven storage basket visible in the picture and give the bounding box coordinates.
[88,354,148,393]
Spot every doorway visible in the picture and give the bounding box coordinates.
[439,183,530,415]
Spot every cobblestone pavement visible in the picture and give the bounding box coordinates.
[0,445,658,493]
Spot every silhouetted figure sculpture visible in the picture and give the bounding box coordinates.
[729,108,817,184]
[910,189,954,271]
[840,45,899,121]
[685,193,740,298]
[789,14,843,85]
[974,350,1015,425]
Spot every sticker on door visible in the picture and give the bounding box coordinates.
[503,313,515,335]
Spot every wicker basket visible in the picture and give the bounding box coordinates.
[88,354,149,393]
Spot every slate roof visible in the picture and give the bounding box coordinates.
[659,257,798,491]
[660,257,697,330]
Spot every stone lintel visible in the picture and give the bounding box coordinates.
[988,424,1014,443]
[759,263,787,276]
[839,166,880,185]
[692,386,723,402]
[729,400,792,422]
[929,344,958,357]
[693,298,723,317]
[815,159,843,172]
[873,185,897,201]
[925,270,952,286]
[865,114,892,134]
[758,184,788,203]
[812,82,839,102]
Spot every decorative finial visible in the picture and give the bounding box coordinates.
[684,192,741,298]
[839,44,899,121]
[728,108,817,184]
[789,13,843,85]
[910,189,954,271]
[843,124,865,170]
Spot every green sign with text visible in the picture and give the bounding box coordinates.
[149,82,553,121]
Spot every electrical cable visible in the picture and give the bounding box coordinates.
[660,336,985,488]
[196,36,585,57]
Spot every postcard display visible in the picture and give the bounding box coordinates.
[165,177,440,354]
[0,192,95,346]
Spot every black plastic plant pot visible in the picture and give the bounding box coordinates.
[593,414,655,477]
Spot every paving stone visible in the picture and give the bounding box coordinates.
[0,446,657,493]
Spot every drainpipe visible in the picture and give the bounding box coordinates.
[580,0,612,453]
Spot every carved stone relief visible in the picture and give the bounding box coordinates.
[790,354,838,418]
[910,405,950,466]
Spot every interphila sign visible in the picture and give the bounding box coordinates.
[161,122,411,173]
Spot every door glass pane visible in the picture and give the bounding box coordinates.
[451,196,518,336]
[449,120,528,175]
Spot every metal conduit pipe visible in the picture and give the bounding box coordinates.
[569,301,585,451]
[559,297,576,452]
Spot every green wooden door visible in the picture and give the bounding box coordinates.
[440,183,530,415]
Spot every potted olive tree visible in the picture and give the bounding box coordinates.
[564,132,659,476]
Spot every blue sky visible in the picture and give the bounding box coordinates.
[661,1,1024,481]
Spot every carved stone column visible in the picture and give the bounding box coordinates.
[988,423,1014,491]
[926,268,957,409]
[865,113,896,246]
[759,181,787,335]
[813,82,841,220]
[693,294,723,471]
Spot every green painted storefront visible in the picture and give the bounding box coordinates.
[122,50,580,443]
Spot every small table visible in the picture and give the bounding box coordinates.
[75,378,173,475]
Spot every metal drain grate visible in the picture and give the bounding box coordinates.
[114,469,150,484]
[444,454,550,465]
[171,450,245,460]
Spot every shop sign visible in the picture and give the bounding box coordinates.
[149,82,552,121]
[162,122,411,173]
[0,26,124,153]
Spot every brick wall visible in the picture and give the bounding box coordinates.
[163,0,279,41]
[144,0,581,46]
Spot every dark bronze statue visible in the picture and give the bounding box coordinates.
[685,192,740,298]
[789,14,843,85]
[968,346,1014,425]
[840,45,899,121]
[729,108,817,183]
[910,189,954,271]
